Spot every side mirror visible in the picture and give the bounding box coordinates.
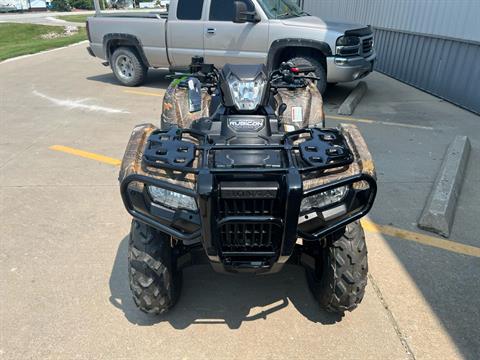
[233,1,260,23]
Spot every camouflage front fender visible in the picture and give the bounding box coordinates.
[160,79,212,130]
[303,123,376,190]
[274,81,325,131]
[119,124,195,190]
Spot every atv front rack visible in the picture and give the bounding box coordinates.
[142,127,354,174]
[120,124,377,274]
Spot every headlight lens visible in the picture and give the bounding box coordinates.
[336,36,360,46]
[148,186,197,212]
[300,186,348,212]
[228,74,266,111]
[336,36,360,56]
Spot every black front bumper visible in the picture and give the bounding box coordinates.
[120,127,377,274]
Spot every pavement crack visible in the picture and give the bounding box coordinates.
[368,273,416,360]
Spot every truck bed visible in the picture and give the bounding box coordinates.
[88,12,169,66]
[95,11,168,19]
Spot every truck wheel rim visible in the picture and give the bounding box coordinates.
[115,55,134,81]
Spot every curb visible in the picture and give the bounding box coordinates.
[418,136,471,237]
[338,81,367,115]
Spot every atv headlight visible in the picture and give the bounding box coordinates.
[148,186,197,212]
[301,186,348,212]
[228,74,266,111]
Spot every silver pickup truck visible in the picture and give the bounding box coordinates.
[86,0,375,94]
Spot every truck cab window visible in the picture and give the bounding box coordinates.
[177,0,205,20]
[209,0,255,21]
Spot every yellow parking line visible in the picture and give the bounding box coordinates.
[49,145,479,258]
[49,145,121,166]
[326,114,434,130]
[123,89,164,97]
[361,220,480,258]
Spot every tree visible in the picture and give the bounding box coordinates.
[51,0,71,11]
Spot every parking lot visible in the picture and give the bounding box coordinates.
[1,43,479,359]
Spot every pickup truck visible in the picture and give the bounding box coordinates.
[86,0,376,94]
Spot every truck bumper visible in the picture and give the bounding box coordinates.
[86,46,95,58]
[88,43,107,60]
[326,51,376,83]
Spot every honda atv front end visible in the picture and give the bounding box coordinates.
[119,122,376,276]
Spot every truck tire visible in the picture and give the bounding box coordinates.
[111,47,147,87]
[128,219,182,314]
[306,221,368,313]
[288,56,327,95]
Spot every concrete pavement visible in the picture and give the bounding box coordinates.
[1,43,479,359]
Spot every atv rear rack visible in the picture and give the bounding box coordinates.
[142,127,354,175]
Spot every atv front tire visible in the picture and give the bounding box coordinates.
[128,220,182,314]
[306,221,368,313]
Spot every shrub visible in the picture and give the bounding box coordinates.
[51,0,71,11]
[70,0,92,9]
[70,0,106,10]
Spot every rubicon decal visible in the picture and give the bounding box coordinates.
[227,118,265,132]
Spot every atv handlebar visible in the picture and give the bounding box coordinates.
[168,58,319,91]
[291,65,317,74]
[269,61,320,89]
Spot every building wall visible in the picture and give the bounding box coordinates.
[1,0,29,10]
[30,0,46,9]
[302,0,480,114]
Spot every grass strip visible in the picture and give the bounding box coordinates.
[56,14,91,23]
[0,23,87,61]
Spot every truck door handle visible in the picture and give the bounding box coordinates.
[206,28,216,34]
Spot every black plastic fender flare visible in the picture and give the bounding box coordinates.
[103,33,150,67]
[267,38,332,71]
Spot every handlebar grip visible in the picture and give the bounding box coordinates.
[296,66,317,73]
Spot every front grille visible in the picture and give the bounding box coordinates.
[362,38,373,55]
[218,198,282,253]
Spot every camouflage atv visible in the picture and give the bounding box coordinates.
[119,57,377,315]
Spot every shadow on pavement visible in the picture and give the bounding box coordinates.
[323,83,357,112]
[109,236,342,329]
[87,69,171,90]
[374,223,480,360]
